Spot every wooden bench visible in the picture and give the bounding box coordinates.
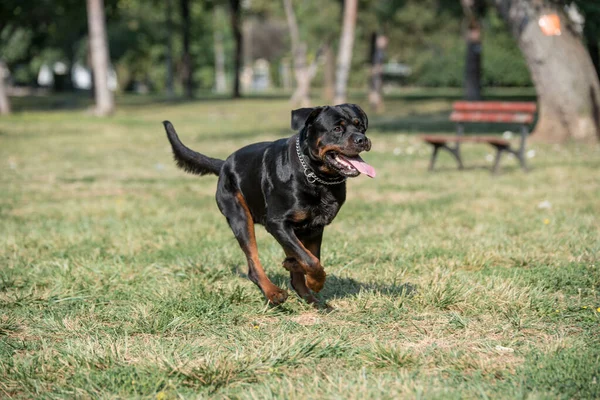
[422,101,537,173]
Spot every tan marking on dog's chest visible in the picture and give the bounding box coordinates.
[290,209,310,222]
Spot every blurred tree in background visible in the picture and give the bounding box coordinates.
[87,0,114,115]
[0,0,532,94]
[493,0,600,142]
[334,0,358,104]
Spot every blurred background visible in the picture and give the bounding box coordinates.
[0,0,598,142]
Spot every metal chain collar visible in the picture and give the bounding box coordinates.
[295,136,346,185]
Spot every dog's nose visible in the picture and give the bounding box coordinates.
[352,134,370,151]
[353,135,366,146]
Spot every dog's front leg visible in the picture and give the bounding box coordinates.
[282,229,323,303]
[266,222,326,293]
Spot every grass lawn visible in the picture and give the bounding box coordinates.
[1,94,599,399]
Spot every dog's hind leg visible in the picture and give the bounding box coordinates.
[217,189,288,305]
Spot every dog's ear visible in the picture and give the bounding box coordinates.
[339,103,369,131]
[291,107,323,130]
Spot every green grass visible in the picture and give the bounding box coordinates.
[1,94,599,399]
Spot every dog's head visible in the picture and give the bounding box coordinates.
[291,104,375,178]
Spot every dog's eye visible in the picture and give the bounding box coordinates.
[333,126,343,133]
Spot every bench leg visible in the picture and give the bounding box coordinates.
[428,144,441,171]
[518,125,529,172]
[492,148,504,174]
[516,149,528,172]
[492,145,528,174]
[428,143,464,171]
[448,145,464,170]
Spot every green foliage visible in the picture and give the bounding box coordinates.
[481,8,532,87]
[573,0,600,39]
[377,1,531,87]
[0,27,32,64]
[3,0,600,94]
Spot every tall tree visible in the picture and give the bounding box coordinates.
[180,0,193,98]
[322,41,335,102]
[87,0,114,116]
[334,0,358,104]
[0,61,10,115]
[230,0,242,98]
[166,0,174,98]
[282,0,313,106]
[461,0,485,101]
[368,33,387,112]
[493,0,600,142]
[214,7,227,94]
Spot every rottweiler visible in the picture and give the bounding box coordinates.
[163,104,375,305]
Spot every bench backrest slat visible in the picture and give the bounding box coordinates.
[450,111,534,124]
[453,101,537,113]
[451,101,536,125]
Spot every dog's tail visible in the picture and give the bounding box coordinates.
[162,121,225,176]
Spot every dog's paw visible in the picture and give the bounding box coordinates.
[306,269,326,293]
[265,287,288,305]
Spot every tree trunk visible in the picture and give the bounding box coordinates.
[462,0,483,101]
[368,32,386,112]
[166,0,174,98]
[86,0,114,116]
[334,0,358,105]
[214,8,227,94]
[0,61,10,115]
[323,42,335,102]
[282,0,311,107]
[180,0,193,98]
[464,28,482,100]
[230,0,242,98]
[494,0,600,142]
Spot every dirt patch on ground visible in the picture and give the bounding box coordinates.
[291,313,322,326]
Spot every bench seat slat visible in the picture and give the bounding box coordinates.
[453,101,537,113]
[421,135,510,146]
[450,111,534,124]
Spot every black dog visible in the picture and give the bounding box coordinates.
[163,104,375,305]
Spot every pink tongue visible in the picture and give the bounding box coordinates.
[343,155,377,178]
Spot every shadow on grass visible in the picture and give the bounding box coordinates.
[428,164,530,174]
[8,88,537,114]
[318,274,417,301]
[239,269,417,302]
[8,91,295,113]
[383,91,536,102]
[9,92,94,112]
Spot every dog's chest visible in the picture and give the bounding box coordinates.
[297,186,345,228]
